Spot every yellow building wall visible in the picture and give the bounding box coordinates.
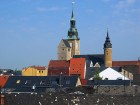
[22,67,47,76]
[104,48,112,67]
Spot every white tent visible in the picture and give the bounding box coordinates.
[99,68,130,80]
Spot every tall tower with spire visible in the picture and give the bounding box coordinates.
[104,30,112,67]
[57,1,80,60]
[67,1,80,57]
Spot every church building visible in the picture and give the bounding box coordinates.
[58,3,80,60]
[57,2,112,68]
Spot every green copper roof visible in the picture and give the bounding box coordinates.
[71,10,75,20]
[67,2,79,40]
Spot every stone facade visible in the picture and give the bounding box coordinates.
[67,39,80,58]
[58,39,71,60]
[104,48,112,67]
[104,31,112,67]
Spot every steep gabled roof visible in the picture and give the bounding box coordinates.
[28,66,47,70]
[61,39,71,48]
[3,75,80,92]
[122,65,139,74]
[99,68,130,80]
[0,76,9,88]
[48,60,70,70]
[73,54,104,66]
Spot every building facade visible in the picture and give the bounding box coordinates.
[69,58,86,79]
[48,60,70,76]
[22,66,47,76]
[58,39,71,60]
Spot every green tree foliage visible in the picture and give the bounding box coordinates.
[94,68,102,80]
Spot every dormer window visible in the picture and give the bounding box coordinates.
[16,80,20,84]
[32,84,36,90]
[25,80,31,85]
[40,80,46,85]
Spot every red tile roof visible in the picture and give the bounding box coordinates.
[0,76,9,88]
[112,61,140,67]
[112,61,140,74]
[48,60,70,76]
[70,58,86,79]
[23,66,46,70]
[48,60,70,68]
[32,66,46,70]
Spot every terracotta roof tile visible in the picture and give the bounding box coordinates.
[48,60,70,68]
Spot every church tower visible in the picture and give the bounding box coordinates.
[58,1,80,60]
[67,2,80,57]
[104,30,112,67]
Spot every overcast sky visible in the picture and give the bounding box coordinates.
[0,0,140,69]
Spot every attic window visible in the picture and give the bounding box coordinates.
[16,80,20,84]
[51,81,57,85]
[40,80,46,85]
[66,80,70,84]
[32,84,36,90]
[46,81,51,87]
[25,80,31,85]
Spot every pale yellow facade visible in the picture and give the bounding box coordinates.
[67,39,80,58]
[58,39,71,60]
[104,48,112,67]
[22,66,48,76]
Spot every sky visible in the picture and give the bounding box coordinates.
[0,0,140,70]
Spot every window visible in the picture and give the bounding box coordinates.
[70,43,72,47]
[51,81,57,85]
[32,84,36,90]
[40,80,46,85]
[16,80,20,84]
[46,81,51,87]
[25,80,31,85]
[66,80,70,84]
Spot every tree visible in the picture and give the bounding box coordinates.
[94,67,102,80]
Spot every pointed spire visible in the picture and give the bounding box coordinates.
[71,1,75,20]
[104,29,112,48]
[67,0,79,40]
[107,28,109,39]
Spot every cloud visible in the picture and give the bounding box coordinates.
[85,9,94,13]
[37,7,66,12]
[102,0,111,2]
[113,0,136,9]
[20,0,31,2]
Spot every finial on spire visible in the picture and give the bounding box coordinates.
[71,0,75,20]
[106,28,109,38]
